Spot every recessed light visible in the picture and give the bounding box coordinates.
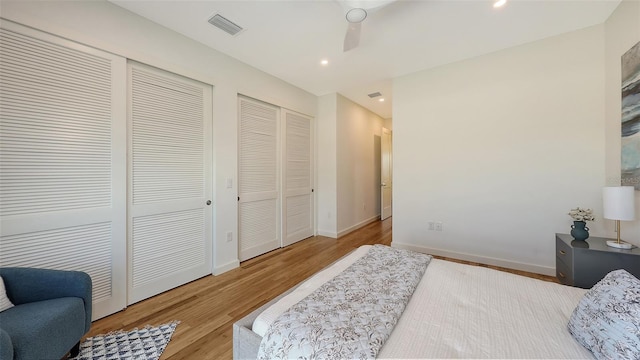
[493,0,507,8]
[378,98,385,102]
[320,59,329,66]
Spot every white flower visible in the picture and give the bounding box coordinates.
[568,207,595,222]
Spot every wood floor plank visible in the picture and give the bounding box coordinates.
[84,218,555,358]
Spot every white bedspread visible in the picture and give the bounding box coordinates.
[253,246,593,359]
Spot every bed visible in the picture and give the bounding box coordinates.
[233,245,639,359]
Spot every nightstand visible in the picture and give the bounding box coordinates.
[555,233,640,288]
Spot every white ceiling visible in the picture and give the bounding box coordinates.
[110,0,620,119]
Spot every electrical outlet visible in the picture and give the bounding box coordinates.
[226,231,233,242]
[435,222,443,231]
[428,222,435,231]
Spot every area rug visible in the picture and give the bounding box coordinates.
[70,321,179,360]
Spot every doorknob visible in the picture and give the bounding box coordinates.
[381,183,386,186]
[206,200,212,205]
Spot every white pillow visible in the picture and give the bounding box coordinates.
[0,276,14,312]
[567,269,640,359]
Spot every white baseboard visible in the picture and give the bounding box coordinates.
[391,242,555,277]
[213,259,240,275]
[317,215,380,239]
[337,215,380,238]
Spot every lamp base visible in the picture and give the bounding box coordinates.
[606,240,634,250]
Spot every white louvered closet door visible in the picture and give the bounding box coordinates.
[238,96,280,261]
[128,62,212,304]
[0,21,127,320]
[282,110,314,247]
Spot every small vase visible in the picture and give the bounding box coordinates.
[570,221,590,241]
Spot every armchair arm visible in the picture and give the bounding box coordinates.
[0,328,13,360]
[0,267,92,332]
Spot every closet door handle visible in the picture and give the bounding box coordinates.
[206,200,212,205]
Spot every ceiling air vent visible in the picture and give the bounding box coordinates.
[368,92,382,98]
[208,14,244,36]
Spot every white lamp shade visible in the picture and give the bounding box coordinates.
[603,186,635,221]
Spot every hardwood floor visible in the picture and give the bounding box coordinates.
[85,218,555,359]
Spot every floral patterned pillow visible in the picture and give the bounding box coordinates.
[567,269,640,359]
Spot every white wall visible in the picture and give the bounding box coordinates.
[336,94,385,236]
[316,94,338,237]
[0,0,317,274]
[604,0,640,246]
[384,118,393,131]
[392,26,607,275]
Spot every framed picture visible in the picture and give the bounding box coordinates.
[621,40,640,190]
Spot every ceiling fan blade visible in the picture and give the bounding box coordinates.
[343,22,361,52]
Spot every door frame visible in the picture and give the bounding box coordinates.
[381,127,392,220]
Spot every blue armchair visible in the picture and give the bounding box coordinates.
[0,267,92,360]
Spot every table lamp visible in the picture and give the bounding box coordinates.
[603,186,636,249]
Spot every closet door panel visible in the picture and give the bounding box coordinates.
[0,21,127,320]
[282,110,314,246]
[238,96,279,261]
[128,62,212,304]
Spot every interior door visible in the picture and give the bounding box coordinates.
[128,62,212,304]
[238,96,280,261]
[282,109,314,247]
[381,127,393,220]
